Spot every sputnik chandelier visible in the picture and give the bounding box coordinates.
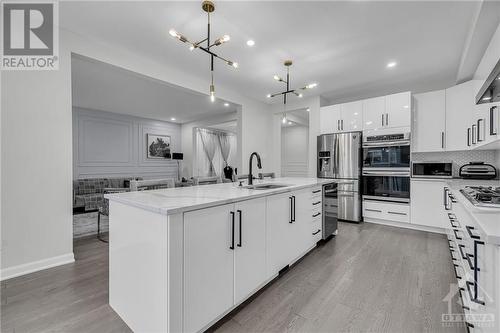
[266,60,317,106]
[169,1,238,102]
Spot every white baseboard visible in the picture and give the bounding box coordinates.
[364,218,445,235]
[1,252,75,281]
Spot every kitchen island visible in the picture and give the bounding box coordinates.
[105,177,333,333]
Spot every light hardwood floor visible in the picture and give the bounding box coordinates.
[1,222,464,333]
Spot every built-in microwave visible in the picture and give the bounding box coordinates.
[411,161,453,178]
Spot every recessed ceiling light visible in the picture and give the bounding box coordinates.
[246,40,255,47]
[171,117,176,121]
[306,108,310,112]
[482,96,492,101]
[386,61,397,68]
[224,102,229,107]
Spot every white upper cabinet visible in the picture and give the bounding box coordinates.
[362,96,386,130]
[413,90,446,152]
[340,101,363,132]
[319,104,342,134]
[445,80,481,151]
[385,92,411,128]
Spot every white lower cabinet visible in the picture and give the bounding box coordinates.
[184,204,235,333]
[410,180,447,229]
[363,200,410,223]
[234,198,267,304]
[266,189,313,276]
[184,188,322,333]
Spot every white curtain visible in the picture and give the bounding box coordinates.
[218,133,231,165]
[195,128,237,177]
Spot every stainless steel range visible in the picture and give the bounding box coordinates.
[460,186,500,208]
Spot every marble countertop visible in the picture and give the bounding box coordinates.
[105,177,335,216]
[447,181,500,246]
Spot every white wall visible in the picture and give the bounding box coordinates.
[281,125,309,177]
[1,28,273,279]
[1,39,74,280]
[73,108,181,180]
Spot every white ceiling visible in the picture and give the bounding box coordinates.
[62,1,500,106]
[71,55,238,123]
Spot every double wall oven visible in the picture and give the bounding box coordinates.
[362,129,411,203]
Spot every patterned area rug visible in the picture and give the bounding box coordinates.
[73,212,108,239]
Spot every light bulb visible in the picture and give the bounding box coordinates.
[222,35,230,42]
[298,93,303,98]
[210,85,215,102]
[224,103,229,107]
[307,83,317,89]
[169,29,178,38]
[232,62,238,68]
[189,45,195,51]
[282,116,287,124]
[273,75,280,81]
[266,94,271,98]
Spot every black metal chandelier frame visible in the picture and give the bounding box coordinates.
[267,60,317,105]
[169,1,237,102]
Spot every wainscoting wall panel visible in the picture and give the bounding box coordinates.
[73,107,181,180]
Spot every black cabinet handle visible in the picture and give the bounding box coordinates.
[465,253,476,271]
[312,189,321,194]
[292,196,296,222]
[386,113,389,126]
[237,210,242,247]
[490,106,498,135]
[289,197,293,223]
[453,264,462,280]
[453,229,462,240]
[312,201,321,206]
[477,118,484,142]
[443,187,450,210]
[450,219,459,229]
[441,132,445,149]
[472,124,477,144]
[312,229,321,235]
[465,225,480,240]
[466,279,485,306]
[467,128,471,146]
[230,211,235,250]
[450,248,458,261]
[458,244,467,260]
[312,212,321,218]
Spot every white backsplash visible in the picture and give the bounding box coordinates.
[411,150,498,177]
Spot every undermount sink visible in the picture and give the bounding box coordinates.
[244,183,290,190]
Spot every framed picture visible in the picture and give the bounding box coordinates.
[147,134,171,159]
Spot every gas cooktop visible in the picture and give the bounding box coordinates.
[460,186,500,208]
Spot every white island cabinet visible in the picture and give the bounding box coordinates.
[106,178,331,333]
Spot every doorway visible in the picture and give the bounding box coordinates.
[280,108,309,177]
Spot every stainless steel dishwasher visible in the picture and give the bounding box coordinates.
[323,182,338,239]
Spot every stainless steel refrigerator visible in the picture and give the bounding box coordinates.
[317,132,362,231]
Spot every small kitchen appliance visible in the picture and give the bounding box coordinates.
[459,162,497,180]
